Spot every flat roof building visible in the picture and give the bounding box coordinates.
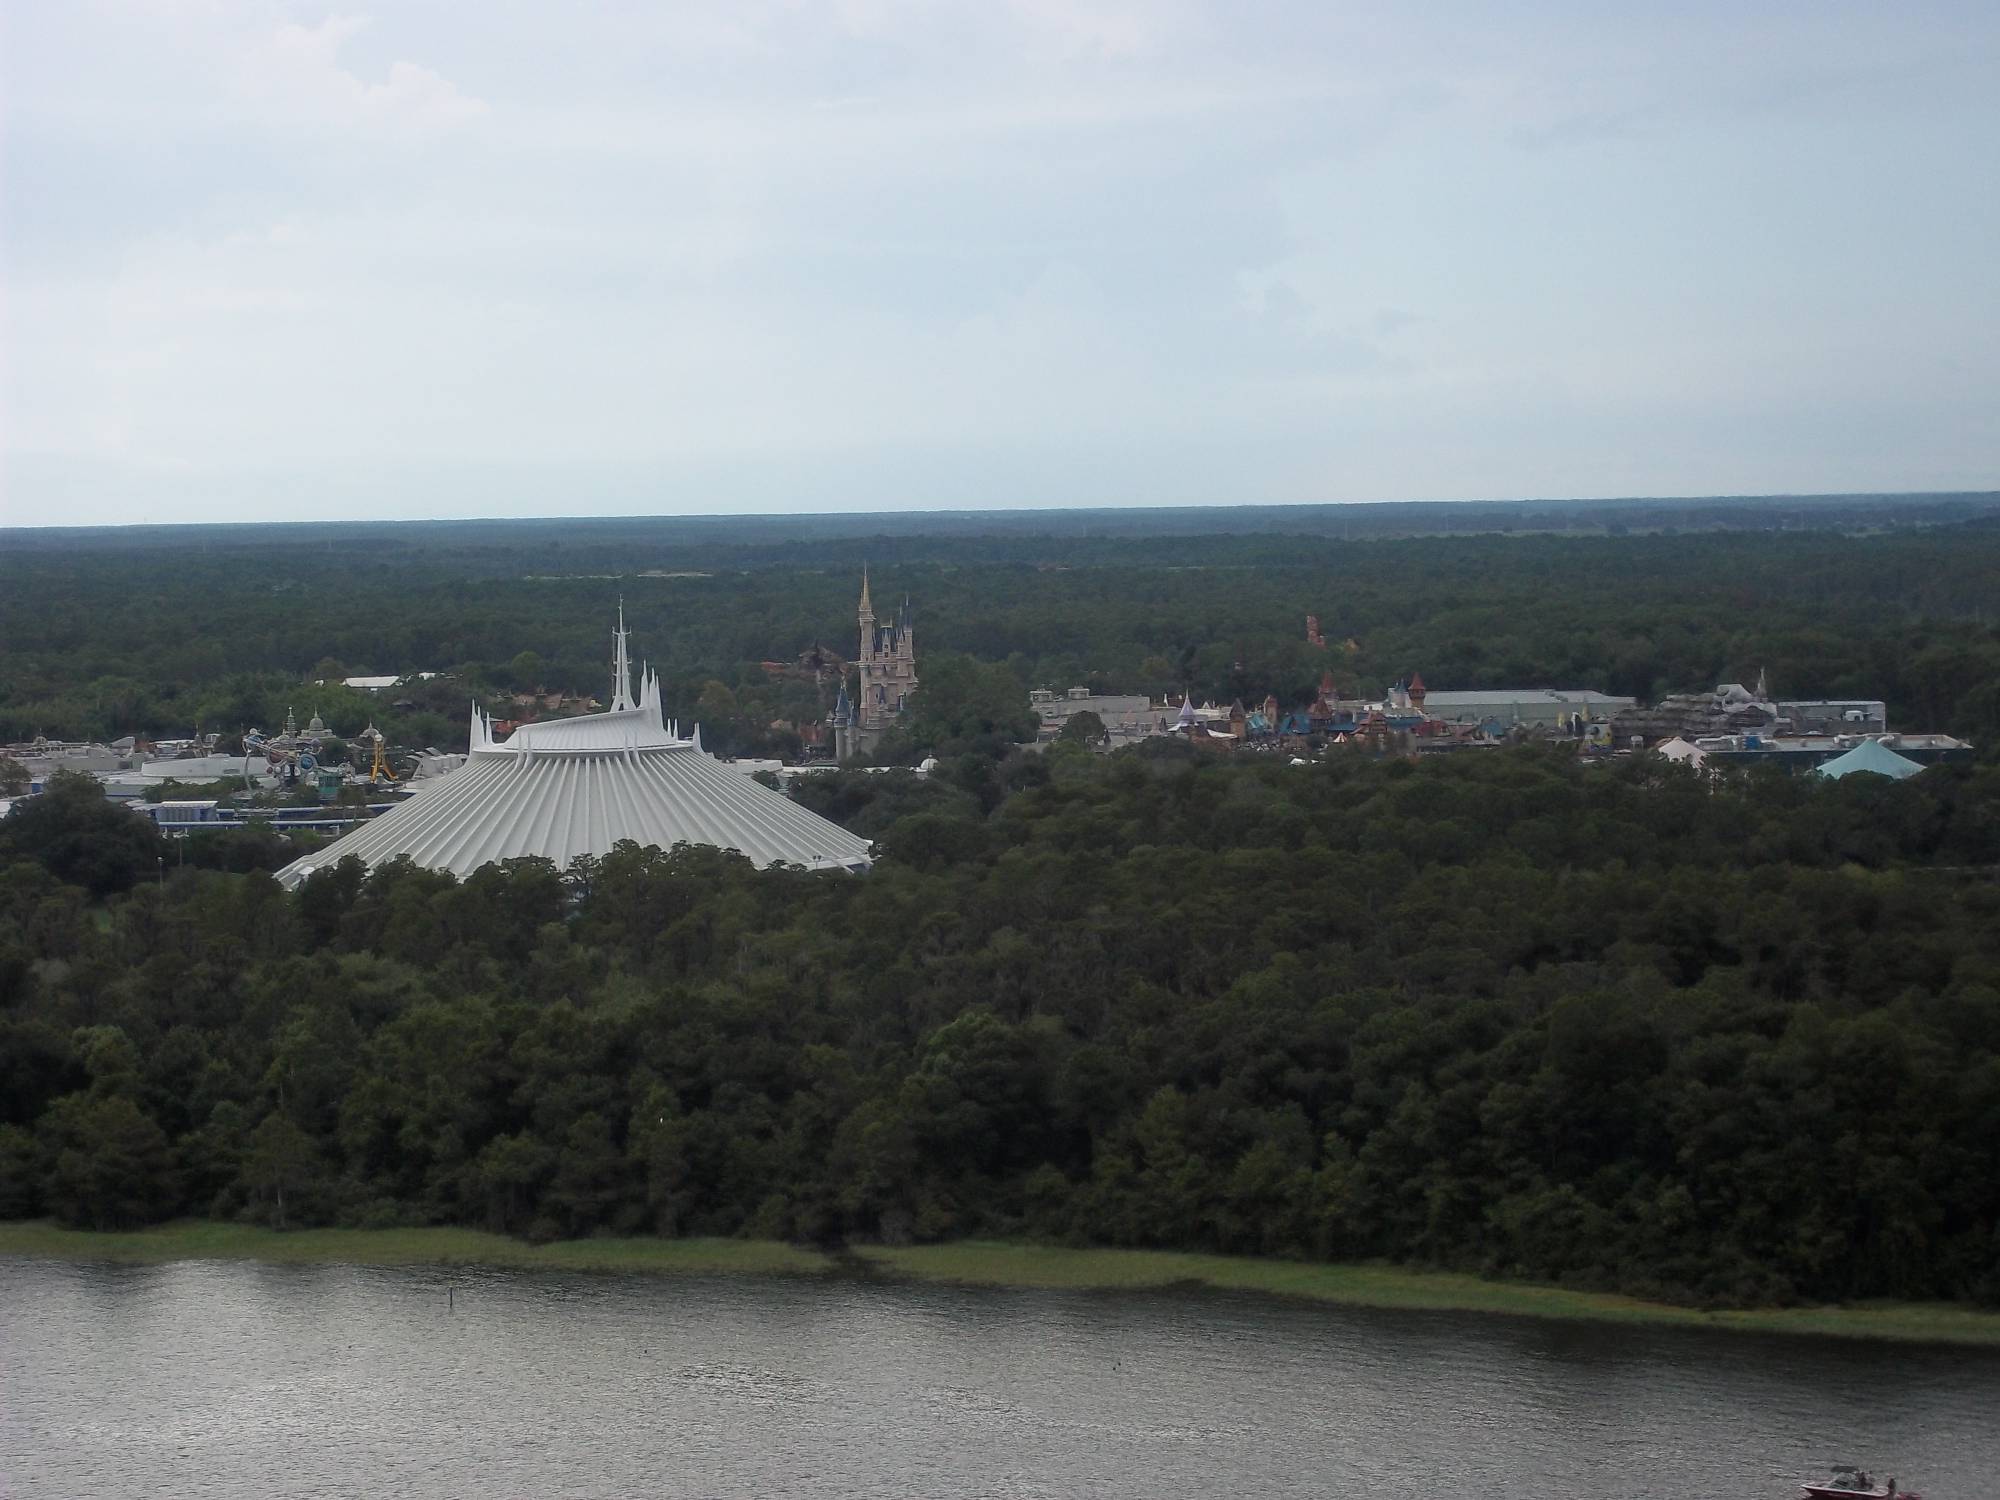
[1029,686,1168,744]
[1419,689,1636,727]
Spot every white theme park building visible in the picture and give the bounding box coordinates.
[274,610,873,889]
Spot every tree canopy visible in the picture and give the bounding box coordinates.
[5,513,1998,763]
[4,745,1998,1308]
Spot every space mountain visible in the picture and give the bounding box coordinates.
[273,611,873,889]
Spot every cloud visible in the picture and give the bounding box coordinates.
[230,14,487,132]
[2,1,1996,525]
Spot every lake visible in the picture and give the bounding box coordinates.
[3,1255,1995,1498]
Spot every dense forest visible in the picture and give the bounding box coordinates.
[4,507,1999,1309]
[3,745,1999,1308]
[5,506,2000,761]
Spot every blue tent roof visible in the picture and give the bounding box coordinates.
[1815,739,1924,780]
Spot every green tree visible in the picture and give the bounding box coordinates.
[1056,710,1108,748]
[510,650,546,690]
[472,1133,554,1236]
[0,771,166,896]
[0,1123,40,1217]
[240,1113,322,1229]
[547,1111,630,1236]
[900,654,1037,759]
[38,1094,177,1229]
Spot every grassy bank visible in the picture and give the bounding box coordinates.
[7,1223,1998,1346]
[854,1242,2000,1348]
[0,1220,831,1277]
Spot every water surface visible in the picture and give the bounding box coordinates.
[3,1256,1994,1498]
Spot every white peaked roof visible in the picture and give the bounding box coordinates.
[1655,737,1708,767]
[274,609,872,889]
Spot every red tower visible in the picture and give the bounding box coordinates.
[1315,670,1338,717]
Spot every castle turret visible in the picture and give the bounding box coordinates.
[843,571,917,759]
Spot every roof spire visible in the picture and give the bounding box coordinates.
[610,599,634,711]
[858,566,874,621]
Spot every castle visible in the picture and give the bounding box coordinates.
[832,570,917,761]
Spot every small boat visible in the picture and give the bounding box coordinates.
[1800,1465,1920,1500]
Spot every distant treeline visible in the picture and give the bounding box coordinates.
[4,514,2000,760]
[4,747,1999,1308]
[9,491,2000,556]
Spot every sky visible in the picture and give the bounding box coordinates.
[3,1,1997,527]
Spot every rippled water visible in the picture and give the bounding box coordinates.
[3,1257,1995,1499]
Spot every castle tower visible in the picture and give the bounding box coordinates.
[838,570,917,760]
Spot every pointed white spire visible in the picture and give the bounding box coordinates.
[610,599,634,711]
[692,723,703,753]
[470,699,489,750]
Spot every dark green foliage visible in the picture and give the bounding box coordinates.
[6,513,2000,761]
[887,654,1040,759]
[4,745,2000,1307]
[0,772,166,896]
[1058,711,1109,747]
[3,512,1999,1305]
[37,1094,178,1230]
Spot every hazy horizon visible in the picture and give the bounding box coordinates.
[9,490,1999,543]
[5,2,1997,527]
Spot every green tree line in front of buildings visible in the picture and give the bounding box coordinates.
[3,746,1999,1309]
[5,519,1999,759]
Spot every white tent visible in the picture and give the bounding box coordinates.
[275,611,872,889]
[1654,736,1708,768]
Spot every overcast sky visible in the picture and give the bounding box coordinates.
[4,1,1997,526]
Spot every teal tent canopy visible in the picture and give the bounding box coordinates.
[1815,739,1924,780]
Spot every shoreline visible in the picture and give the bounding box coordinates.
[0,1221,828,1278]
[6,1221,1998,1348]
